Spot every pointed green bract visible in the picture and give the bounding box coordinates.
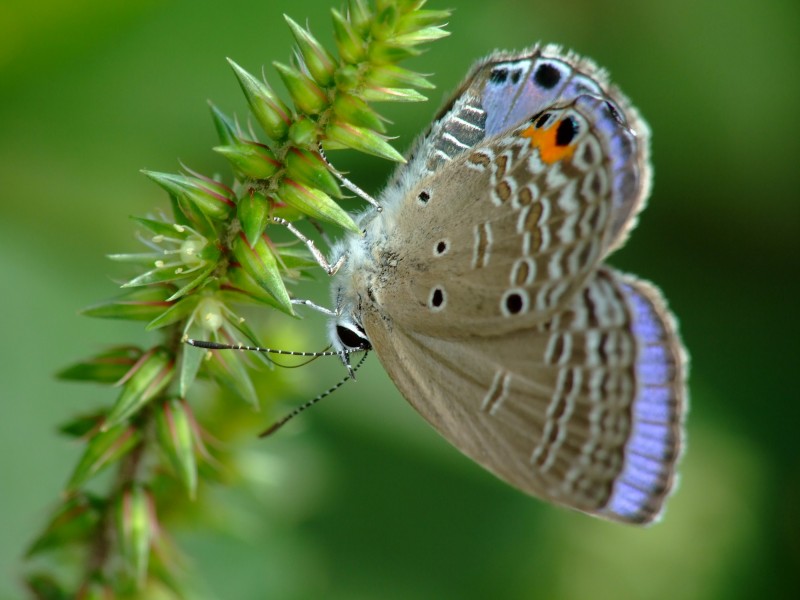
[274,61,328,115]
[222,266,288,310]
[332,93,387,132]
[285,148,341,199]
[392,25,450,45]
[348,0,372,33]
[361,86,427,102]
[156,400,198,498]
[228,58,291,140]
[145,295,200,331]
[396,8,451,31]
[369,42,420,63]
[24,573,70,599]
[27,494,101,557]
[209,102,239,146]
[57,346,144,384]
[115,485,154,585]
[326,120,405,162]
[231,234,294,315]
[237,191,271,246]
[82,287,173,322]
[105,348,175,429]
[331,8,367,63]
[143,171,234,221]
[59,414,104,438]
[279,178,360,233]
[366,63,434,89]
[284,15,336,87]
[179,321,207,395]
[214,142,281,180]
[288,116,320,147]
[67,425,141,490]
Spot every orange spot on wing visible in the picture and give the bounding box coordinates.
[521,120,576,164]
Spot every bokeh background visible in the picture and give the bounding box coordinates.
[1,0,797,598]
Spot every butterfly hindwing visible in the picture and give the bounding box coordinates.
[362,267,686,524]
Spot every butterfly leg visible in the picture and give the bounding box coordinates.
[270,216,346,275]
[291,298,335,316]
[317,143,382,211]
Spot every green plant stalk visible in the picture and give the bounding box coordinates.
[25,2,450,598]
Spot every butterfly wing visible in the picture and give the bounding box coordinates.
[374,93,638,337]
[402,45,650,250]
[362,267,687,524]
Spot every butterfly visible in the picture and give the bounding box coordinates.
[326,45,687,525]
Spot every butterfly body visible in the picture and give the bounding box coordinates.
[328,45,686,524]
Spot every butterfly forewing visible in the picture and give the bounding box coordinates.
[362,267,685,524]
[377,96,631,336]
[408,45,650,251]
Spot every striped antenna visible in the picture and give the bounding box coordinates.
[185,338,360,358]
[260,351,370,437]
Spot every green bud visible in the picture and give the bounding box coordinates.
[325,120,405,163]
[369,41,421,64]
[288,116,320,147]
[279,178,359,233]
[331,8,366,64]
[228,58,291,140]
[237,191,271,246]
[361,86,427,103]
[391,26,450,47]
[59,413,104,438]
[348,0,372,34]
[115,485,154,585]
[222,266,287,310]
[74,580,113,600]
[105,347,175,428]
[24,573,68,600]
[334,64,361,91]
[67,424,141,490]
[57,346,144,384]
[365,63,435,89]
[26,494,101,557]
[145,295,200,332]
[209,102,239,146]
[284,15,337,87]
[81,287,173,322]
[332,93,386,132]
[143,171,234,221]
[179,320,206,396]
[273,61,328,115]
[214,141,281,180]
[396,9,452,33]
[156,400,198,498]
[285,148,341,199]
[231,233,293,315]
[372,3,399,38]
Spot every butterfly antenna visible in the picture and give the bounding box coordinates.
[259,350,369,438]
[185,338,355,358]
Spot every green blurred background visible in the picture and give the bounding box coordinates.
[1,0,797,598]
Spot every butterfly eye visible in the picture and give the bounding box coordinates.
[336,325,371,350]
